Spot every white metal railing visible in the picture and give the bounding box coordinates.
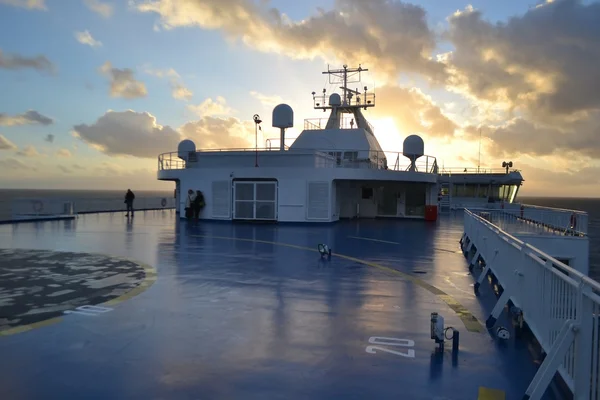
[157,149,439,174]
[10,197,176,220]
[440,167,520,174]
[303,115,375,133]
[464,210,600,399]
[469,206,588,237]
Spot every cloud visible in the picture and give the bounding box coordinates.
[83,0,113,18]
[56,148,72,157]
[464,113,600,159]
[74,101,256,158]
[73,110,181,158]
[0,157,29,170]
[171,81,193,101]
[372,86,457,138]
[16,145,40,157]
[72,163,86,170]
[188,96,232,117]
[57,165,72,174]
[0,0,46,10]
[134,0,446,82]
[75,30,102,47]
[0,110,53,126]
[0,134,17,150]
[0,49,54,73]
[250,91,284,108]
[99,62,147,99]
[180,116,254,149]
[44,134,54,143]
[143,66,193,101]
[445,1,600,118]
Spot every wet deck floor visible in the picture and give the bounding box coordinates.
[0,211,555,399]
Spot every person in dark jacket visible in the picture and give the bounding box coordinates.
[193,190,205,220]
[125,189,135,217]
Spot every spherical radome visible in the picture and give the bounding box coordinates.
[403,135,424,159]
[329,93,342,106]
[178,139,196,158]
[272,104,294,128]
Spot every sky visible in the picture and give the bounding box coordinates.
[0,0,599,197]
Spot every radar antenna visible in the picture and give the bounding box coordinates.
[311,64,375,111]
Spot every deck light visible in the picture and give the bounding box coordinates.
[318,244,332,259]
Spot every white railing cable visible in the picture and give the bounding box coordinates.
[462,210,599,399]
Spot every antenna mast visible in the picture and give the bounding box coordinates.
[478,127,482,173]
[311,64,376,111]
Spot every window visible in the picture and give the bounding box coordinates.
[362,187,373,199]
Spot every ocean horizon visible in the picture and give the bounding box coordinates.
[0,189,598,280]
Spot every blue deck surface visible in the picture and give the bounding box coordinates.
[0,210,556,399]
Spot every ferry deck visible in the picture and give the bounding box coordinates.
[0,210,561,399]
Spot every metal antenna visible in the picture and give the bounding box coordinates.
[478,127,482,173]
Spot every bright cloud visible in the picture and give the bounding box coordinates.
[73,100,255,158]
[83,0,113,18]
[0,134,17,150]
[143,66,193,101]
[0,0,46,10]
[73,110,180,158]
[56,148,72,157]
[75,30,102,47]
[16,145,41,157]
[134,0,446,82]
[188,96,232,117]
[99,62,148,99]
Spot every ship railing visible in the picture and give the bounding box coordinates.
[8,197,176,221]
[468,205,588,236]
[440,167,520,174]
[303,116,375,133]
[464,210,600,399]
[158,149,438,174]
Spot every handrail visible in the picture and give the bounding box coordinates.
[440,167,520,174]
[158,149,438,174]
[469,205,588,236]
[464,209,600,398]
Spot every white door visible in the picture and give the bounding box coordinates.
[233,181,277,220]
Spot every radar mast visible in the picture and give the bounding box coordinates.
[311,64,376,133]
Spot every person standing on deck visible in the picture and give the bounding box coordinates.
[193,190,205,221]
[185,189,196,220]
[125,189,135,217]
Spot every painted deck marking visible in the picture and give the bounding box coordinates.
[348,236,463,254]
[64,305,113,316]
[191,235,486,333]
[366,336,415,358]
[0,255,156,338]
[477,387,506,400]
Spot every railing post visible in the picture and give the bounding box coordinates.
[573,283,593,400]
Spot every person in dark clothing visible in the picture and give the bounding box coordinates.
[125,189,135,217]
[193,190,205,220]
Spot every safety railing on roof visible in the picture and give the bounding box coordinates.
[440,167,520,174]
[303,116,375,133]
[469,204,588,237]
[463,210,600,399]
[158,149,438,174]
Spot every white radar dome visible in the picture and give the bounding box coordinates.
[272,104,294,128]
[403,135,424,159]
[329,93,342,107]
[178,139,196,159]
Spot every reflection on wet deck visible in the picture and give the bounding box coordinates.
[0,210,556,399]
